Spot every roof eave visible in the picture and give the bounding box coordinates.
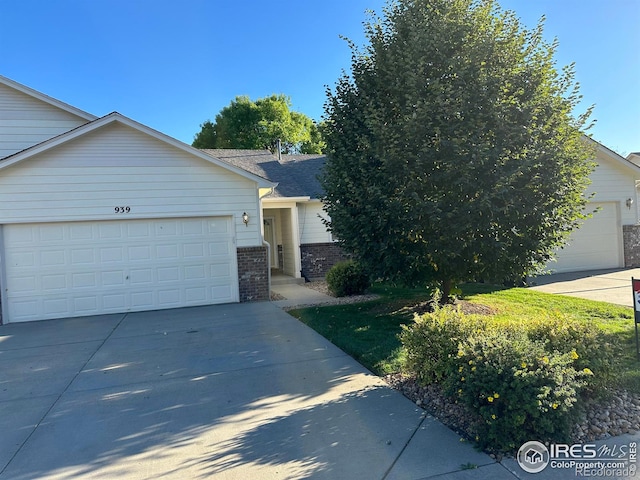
[0,75,97,121]
[0,112,277,189]
[262,196,312,203]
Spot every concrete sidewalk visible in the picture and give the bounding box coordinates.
[269,280,640,479]
[0,302,517,480]
[271,282,337,308]
[529,267,640,307]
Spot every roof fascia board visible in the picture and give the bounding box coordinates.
[0,112,276,188]
[262,196,312,204]
[0,75,97,121]
[584,135,640,176]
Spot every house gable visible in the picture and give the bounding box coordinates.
[0,116,274,248]
[587,140,640,226]
[0,76,96,159]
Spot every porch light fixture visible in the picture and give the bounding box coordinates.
[627,198,634,210]
[242,212,249,226]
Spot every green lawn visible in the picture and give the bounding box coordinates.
[288,283,640,393]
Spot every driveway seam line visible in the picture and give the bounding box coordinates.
[381,413,427,480]
[0,313,129,476]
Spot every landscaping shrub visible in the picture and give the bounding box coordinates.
[399,304,485,385]
[446,330,589,451]
[400,306,617,452]
[524,315,620,392]
[326,260,369,297]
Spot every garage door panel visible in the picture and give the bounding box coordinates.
[71,249,95,265]
[3,217,238,323]
[185,265,206,280]
[98,223,122,239]
[42,298,69,316]
[130,269,153,284]
[40,225,64,242]
[41,250,66,267]
[104,294,126,310]
[158,267,179,282]
[127,223,150,237]
[70,223,94,240]
[182,220,204,235]
[101,247,124,263]
[72,272,97,288]
[152,245,174,260]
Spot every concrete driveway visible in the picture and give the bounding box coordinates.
[0,303,515,480]
[529,267,640,307]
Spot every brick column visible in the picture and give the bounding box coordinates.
[236,246,269,302]
[623,225,640,267]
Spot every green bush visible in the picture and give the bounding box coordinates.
[326,260,370,297]
[446,330,589,451]
[400,304,485,385]
[524,315,620,392]
[400,307,616,452]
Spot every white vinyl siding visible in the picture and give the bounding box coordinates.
[587,149,638,225]
[4,218,238,322]
[0,123,262,247]
[298,201,332,244]
[0,83,88,159]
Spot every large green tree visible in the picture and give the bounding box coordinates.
[192,94,324,154]
[321,0,595,300]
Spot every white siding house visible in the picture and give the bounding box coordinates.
[0,77,274,324]
[548,141,640,273]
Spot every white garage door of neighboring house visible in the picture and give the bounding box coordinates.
[3,217,238,323]
[550,202,621,273]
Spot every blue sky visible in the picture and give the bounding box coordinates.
[1,0,638,155]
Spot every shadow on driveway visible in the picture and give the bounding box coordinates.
[0,303,495,479]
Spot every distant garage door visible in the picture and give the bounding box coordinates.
[3,217,238,323]
[550,202,622,273]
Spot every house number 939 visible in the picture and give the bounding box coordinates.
[114,207,131,213]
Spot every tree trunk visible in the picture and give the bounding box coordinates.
[440,279,453,304]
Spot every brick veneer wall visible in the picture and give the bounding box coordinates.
[300,242,349,280]
[623,225,640,267]
[237,246,269,302]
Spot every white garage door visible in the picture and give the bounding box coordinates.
[550,202,621,273]
[3,217,238,323]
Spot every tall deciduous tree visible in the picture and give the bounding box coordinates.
[321,0,595,300]
[192,94,324,154]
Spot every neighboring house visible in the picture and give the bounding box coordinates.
[205,142,640,278]
[547,140,640,273]
[0,75,275,324]
[201,150,347,281]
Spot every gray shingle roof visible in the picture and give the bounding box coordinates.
[201,149,326,199]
